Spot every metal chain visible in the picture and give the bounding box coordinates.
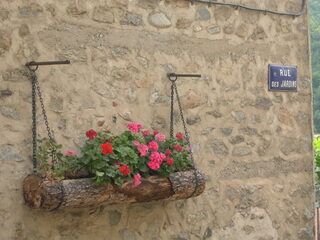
[171,81,195,167]
[29,69,57,170]
[170,83,175,138]
[31,73,37,171]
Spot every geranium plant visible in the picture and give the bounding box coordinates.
[36,123,193,187]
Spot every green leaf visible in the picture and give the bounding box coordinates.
[96,171,105,177]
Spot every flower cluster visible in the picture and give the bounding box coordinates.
[36,123,192,187]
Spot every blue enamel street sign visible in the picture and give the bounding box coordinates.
[268,64,297,91]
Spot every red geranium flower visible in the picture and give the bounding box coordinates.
[165,149,172,156]
[100,142,113,154]
[176,133,183,140]
[119,164,131,175]
[173,144,183,152]
[86,129,97,140]
[153,130,159,135]
[166,157,174,166]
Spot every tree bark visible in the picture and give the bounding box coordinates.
[23,169,205,210]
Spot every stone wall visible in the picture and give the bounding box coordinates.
[0,0,314,239]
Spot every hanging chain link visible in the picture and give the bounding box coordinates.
[29,69,57,170]
[169,77,195,168]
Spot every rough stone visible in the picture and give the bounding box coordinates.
[182,90,204,109]
[151,117,166,130]
[0,145,22,161]
[148,12,172,28]
[119,229,136,240]
[186,116,201,125]
[49,96,64,112]
[176,18,192,29]
[2,68,28,82]
[66,4,87,16]
[235,24,248,38]
[232,111,246,123]
[251,26,267,40]
[0,106,20,120]
[172,232,190,240]
[254,97,273,110]
[203,228,212,239]
[121,13,143,26]
[239,127,258,136]
[221,128,233,136]
[125,88,137,103]
[19,3,43,17]
[19,24,30,37]
[92,7,114,23]
[209,139,229,158]
[229,135,245,145]
[111,67,130,81]
[0,30,11,56]
[232,146,252,157]
[108,210,121,226]
[201,127,214,135]
[150,92,170,104]
[58,119,67,130]
[0,89,13,97]
[193,25,202,32]
[207,25,221,34]
[223,24,234,34]
[92,80,116,99]
[135,75,153,88]
[196,7,211,21]
[207,111,222,118]
[0,9,9,21]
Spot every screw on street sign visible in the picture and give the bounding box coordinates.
[268,64,297,92]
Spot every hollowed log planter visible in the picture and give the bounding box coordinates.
[23,169,205,210]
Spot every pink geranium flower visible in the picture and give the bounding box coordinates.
[149,151,166,164]
[133,173,141,187]
[137,144,149,157]
[142,130,150,136]
[127,123,142,133]
[148,141,159,151]
[148,161,160,171]
[155,133,166,142]
[65,150,77,157]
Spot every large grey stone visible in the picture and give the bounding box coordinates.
[2,68,29,82]
[172,232,190,240]
[232,111,246,123]
[150,92,170,104]
[92,80,116,99]
[209,139,229,158]
[220,128,233,136]
[207,25,220,34]
[232,146,252,156]
[203,228,212,239]
[229,135,245,145]
[239,127,257,136]
[196,7,211,21]
[0,89,13,97]
[0,145,22,161]
[254,97,273,110]
[19,3,43,17]
[0,9,9,21]
[0,106,20,120]
[148,12,172,28]
[206,111,222,118]
[186,116,201,125]
[176,18,192,29]
[108,210,121,226]
[0,30,11,56]
[49,96,64,112]
[121,13,143,26]
[92,7,114,23]
[119,229,136,240]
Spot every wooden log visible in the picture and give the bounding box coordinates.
[23,169,205,210]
